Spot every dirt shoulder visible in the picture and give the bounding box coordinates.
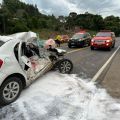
[101,49,120,98]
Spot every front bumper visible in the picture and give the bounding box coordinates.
[68,41,84,47]
[91,42,112,48]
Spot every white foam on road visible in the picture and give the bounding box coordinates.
[1,72,120,120]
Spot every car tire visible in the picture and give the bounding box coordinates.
[88,41,91,46]
[108,46,112,51]
[91,46,94,50]
[58,59,73,74]
[112,42,115,48]
[82,41,85,47]
[0,77,23,106]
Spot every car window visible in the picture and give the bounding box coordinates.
[72,34,84,39]
[96,32,111,37]
[0,40,5,47]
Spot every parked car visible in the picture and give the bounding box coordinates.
[61,35,69,43]
[68,31,91,48]
[0,31,73,105]
[90,30,116,50]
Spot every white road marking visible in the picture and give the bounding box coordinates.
[92,46,120,82]
[67,47,89,54]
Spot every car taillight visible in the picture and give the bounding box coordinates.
[0,59,3,68]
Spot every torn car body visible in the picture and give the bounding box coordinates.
[0,31,73,105]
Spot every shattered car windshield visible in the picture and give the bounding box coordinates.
[96,32,111,37]
[0,40,5,47]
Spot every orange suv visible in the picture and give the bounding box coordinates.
[91,30,116,51]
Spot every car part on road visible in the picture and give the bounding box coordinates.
[48,48,73,74]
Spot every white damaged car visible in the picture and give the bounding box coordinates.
[0,31,73,105]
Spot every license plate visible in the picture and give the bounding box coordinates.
[95,41,104,45]
[96,43,103,45]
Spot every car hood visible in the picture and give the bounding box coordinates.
[93,36,112,40]
[70,38,81,40]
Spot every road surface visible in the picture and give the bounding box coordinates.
[61,37,120,79]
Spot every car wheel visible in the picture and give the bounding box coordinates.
[82,41,85,47]
[108,46,112,51]
[112,42,115,48]
[0,77,23,105]
[58,59,73,74]
[91,46,94,50]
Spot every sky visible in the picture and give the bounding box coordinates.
[20,0,120,17]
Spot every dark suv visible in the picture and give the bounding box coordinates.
[68,31,91,48]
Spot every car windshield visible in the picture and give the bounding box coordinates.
[72,34,84,39]
[96,32,111,37]
[0,40,5,47]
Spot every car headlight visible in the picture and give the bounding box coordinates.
[106,40,111,42]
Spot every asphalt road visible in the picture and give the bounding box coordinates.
[61,37,120,79]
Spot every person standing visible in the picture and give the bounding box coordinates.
[55,35,61,47]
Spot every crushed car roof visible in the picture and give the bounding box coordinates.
[0,36,13,42]
[0,31,37,43]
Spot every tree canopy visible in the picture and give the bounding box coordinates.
[0,0,120,36]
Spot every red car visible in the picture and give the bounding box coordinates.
[91,31,116,51]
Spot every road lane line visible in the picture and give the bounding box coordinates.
[92,46,120,82]
[67,47,89,54]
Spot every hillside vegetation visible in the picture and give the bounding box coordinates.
[0,0,120,38]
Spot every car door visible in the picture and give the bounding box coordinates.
[83,33,89,46]
[18,41,52,82]
[87,33,91,45]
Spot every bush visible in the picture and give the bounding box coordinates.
[11,22,29,33]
